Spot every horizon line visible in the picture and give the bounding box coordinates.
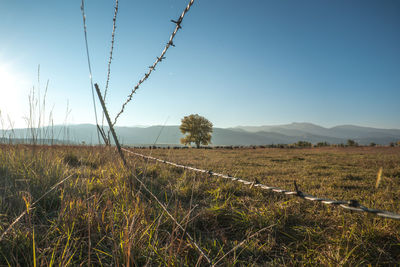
[3,122,400,131]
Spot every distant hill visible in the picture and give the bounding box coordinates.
[233,123,400,145]
[1,123,399,146]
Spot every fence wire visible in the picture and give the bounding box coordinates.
[81,0,101,144]
[122,148,400,221]
[112,0,195,127]
[84,1,212,263]
[102,0,119,129]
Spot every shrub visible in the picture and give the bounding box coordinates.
[63,153,81,167]
[347,139,358,147]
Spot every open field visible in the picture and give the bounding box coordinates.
[0,145,399,265]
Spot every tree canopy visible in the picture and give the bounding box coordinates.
[180,114,213,148]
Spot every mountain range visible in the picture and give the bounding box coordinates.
[1,122,399,146]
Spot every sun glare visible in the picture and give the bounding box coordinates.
[0,64,18,91]
[0,63,26,125]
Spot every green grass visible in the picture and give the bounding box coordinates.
[0,144,399,265]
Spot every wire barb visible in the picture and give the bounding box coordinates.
[171,19,182,29]
[294,180,304,197]
[348,199,360,207]
[157,56,166,62]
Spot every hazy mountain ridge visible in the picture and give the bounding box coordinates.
[1,123,399,145]
[235,123,400,140]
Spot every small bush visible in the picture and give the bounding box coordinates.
[347,139,358,147]
[63,153,81,167]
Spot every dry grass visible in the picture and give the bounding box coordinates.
[0,144,399,265]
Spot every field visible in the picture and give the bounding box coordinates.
[0,145,399,266]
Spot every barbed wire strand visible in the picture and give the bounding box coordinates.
[81,0,101,144]
[122,148,400,221]
[102,0,119,128]
[112,0,195,127]
[0,173,75,242]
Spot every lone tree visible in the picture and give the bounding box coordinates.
[180,114,213,148]
[346,139,358,147]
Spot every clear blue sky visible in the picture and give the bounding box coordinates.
[0,0,399,129]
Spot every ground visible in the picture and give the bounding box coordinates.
[0,145,399,265]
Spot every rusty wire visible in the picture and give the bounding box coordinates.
[101,0,119,142]
[103,0,119,109]
[122,148,400,221]
[112,0,195,127]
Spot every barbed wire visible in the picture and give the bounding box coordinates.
[0,173,75,242]
[88,1,210,262]
[112,0,195,127]
[122,148,400,221]
[81,0,101,144]
[102,0,119,129]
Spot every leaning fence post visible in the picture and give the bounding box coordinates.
[94,83,127,166]
[96,124,110,146]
